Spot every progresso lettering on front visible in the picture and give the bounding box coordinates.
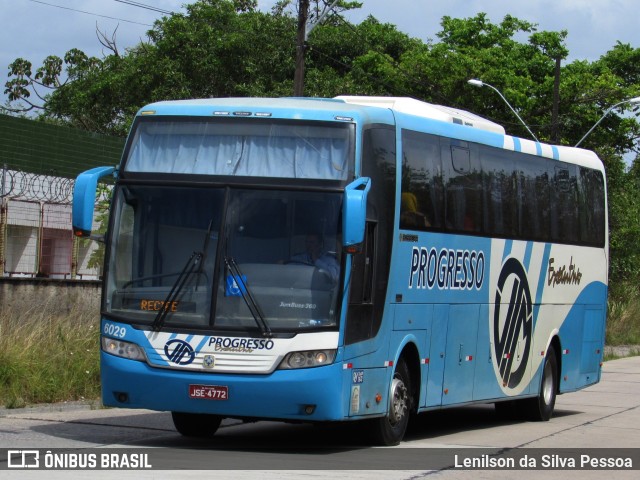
[208,337,275,352]
[408,246,485,290]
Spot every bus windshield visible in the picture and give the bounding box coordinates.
[105,185,343,332]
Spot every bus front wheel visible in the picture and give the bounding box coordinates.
[171,412,222,438]
[369,358,412,446]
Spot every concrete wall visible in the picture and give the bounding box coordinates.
[0,278,101,316]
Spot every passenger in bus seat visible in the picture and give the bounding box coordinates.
[400,192,430,228]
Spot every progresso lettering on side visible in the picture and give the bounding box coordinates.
[409,246,485,290]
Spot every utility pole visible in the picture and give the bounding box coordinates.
[293,0,310,97]
[293,1,339,97]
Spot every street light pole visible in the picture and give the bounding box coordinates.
[467,79,540,142]
[574,97,640,148]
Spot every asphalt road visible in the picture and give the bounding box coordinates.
[1,356,639,479]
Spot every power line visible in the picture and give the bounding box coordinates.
[27,0,153,26]
[113,0,174,16]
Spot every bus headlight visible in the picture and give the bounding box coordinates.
[279,350,336,369]
[102,337,146,362]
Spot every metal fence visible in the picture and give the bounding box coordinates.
[1,166,105,279]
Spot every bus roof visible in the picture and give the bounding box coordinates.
[136,97,395,124]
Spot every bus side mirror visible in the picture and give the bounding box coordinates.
[72,166,116,238]
[343,177,371,252]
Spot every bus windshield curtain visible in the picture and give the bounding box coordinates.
[125,127,350,180]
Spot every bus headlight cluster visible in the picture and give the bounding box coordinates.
[279,350,336,369]
[102,337,146,362]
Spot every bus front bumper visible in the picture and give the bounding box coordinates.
[101,351,347,422]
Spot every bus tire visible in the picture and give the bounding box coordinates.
[525,348,558,421]
[369,358,412,446]
[171,412,222,438]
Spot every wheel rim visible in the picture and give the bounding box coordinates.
[389,376,409,426]
[542,361,554,405]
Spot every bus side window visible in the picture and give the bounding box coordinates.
[444,143,481,233]
[551,165,579,243]
[345,221,376,344]
[400,130,442,230]
[578,168,605,246]
[481,148,517,237]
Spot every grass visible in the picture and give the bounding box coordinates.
[607,281,640,346]
[0,302,101,408]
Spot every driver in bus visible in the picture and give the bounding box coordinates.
[289,232,339,281]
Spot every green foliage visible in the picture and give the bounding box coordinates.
[81,183,112,270]
[607,280,640,346]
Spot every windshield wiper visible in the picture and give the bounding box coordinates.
[151,251,203,332]
[224,256,272,337]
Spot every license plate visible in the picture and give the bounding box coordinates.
[189,384,228,400]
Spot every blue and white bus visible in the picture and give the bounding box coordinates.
[73,96,608,445]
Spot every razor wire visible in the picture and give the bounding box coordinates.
[1,167,111,204]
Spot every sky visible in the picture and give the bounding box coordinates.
[1,0,639,108]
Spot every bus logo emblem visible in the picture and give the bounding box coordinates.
[203,355,215,368]
[164,339,196,365]
[493,258,532,389]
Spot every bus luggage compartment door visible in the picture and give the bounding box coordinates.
[441,304,479,405]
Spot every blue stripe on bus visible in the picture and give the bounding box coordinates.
[513,137,522,152]
[195,335,209,353]
[523,242,533,270]
[536,142,543,156]
[552,146,560,160]
[533,243,552,325]
[503,239,513,261]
